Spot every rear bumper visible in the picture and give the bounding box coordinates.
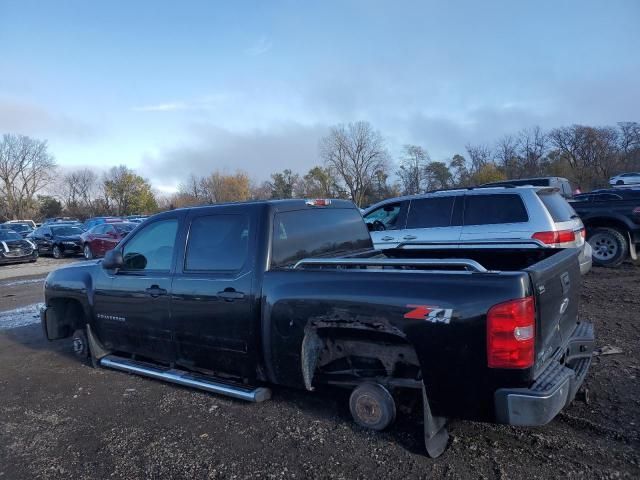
[494,321,595,426]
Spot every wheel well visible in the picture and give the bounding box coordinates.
[584,218,630,237]
[46,298,86,339]
[302,326,421,390]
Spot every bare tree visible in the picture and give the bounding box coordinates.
[494,135,520,178]
[517,126,547,177]
[397,145,429,195]
[320,121,389,207]
[0,134,57,219]
[465,144,492,175]
[61,168,98,216]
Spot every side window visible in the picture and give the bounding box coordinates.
[363,203,402,230]
[406,196,455,229]
[464,194,529,226]
[184,214,249,271]
[122,219,178,271]
[93,225,107,234]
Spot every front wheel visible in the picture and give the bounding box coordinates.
[52,245,63,259]
[83,244,94,260]
[72,329,90,360]
[588,228,628,267]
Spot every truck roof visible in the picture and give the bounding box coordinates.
[169,198,358,215]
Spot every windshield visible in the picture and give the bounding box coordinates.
[114,223,135,233]
[5,224,30,232]
[0,230,22,241]
[51,226,83,236]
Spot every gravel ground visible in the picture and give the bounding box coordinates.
[0,257,77,281]
[0,264,638,479]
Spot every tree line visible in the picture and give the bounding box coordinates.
[1,121,639,221]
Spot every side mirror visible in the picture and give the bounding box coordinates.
[102,249,124,269]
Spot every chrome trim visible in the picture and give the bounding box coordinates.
[100,356,271,402]
[293,257,488,272]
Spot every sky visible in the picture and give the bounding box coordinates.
[1,0,639,193]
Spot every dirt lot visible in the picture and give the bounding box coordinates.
[0,261,638,479]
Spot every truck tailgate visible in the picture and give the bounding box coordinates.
[525,248,581,377]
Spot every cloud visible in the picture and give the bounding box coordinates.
[244,36,272,56]
[131,93,240,113]
[131,102,190,112]
[0,98,95,140]
[142,122,328,186]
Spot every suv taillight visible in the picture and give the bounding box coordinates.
[532,229,577,246]
[487,297,535,369]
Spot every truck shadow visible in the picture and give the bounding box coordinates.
[2,323,427,455]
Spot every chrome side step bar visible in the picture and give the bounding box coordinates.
[100,355,271,402]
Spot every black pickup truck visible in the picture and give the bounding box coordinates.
[41,199,594,457]
[571,189,640,267]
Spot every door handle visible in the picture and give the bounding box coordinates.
[403,235,417,240]
[381,236,394,241]
[145,285,167,297]
[217,289,245,301]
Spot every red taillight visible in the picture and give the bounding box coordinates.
[305,199,332,206]
[532,229,576,245]
[487,297,535,369]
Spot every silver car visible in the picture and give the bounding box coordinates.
[609,172,640,186]
[363,186,592,274]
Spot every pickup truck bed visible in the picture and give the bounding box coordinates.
[41,199,594,456]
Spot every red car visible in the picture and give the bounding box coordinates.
[81,222,136,259]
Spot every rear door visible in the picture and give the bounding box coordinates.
[170,208,257,378]
[402,195,462,244]
[460,193,531,242]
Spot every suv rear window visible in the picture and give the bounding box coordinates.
[271,208,372,268]
[538,192,576,222]
[406,196,455,228]
[464,194,528,225]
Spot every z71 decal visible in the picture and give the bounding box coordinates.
[404,305,453,324]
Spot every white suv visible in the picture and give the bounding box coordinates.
[363,186,592,274]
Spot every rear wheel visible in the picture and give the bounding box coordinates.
[52,244,63,259]
[349,383,396,431]
[588,228,628,267]
[83,244,93,260]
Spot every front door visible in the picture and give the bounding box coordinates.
[170,209,256,379]
[95,216,180,363]
[364,201,409,248]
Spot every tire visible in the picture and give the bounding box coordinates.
[52,244,63,259]
[588,227,628,267]
[349,382,396,431]
[616,180,624,185]
[71,329,90,360]
[83,244,94,260]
